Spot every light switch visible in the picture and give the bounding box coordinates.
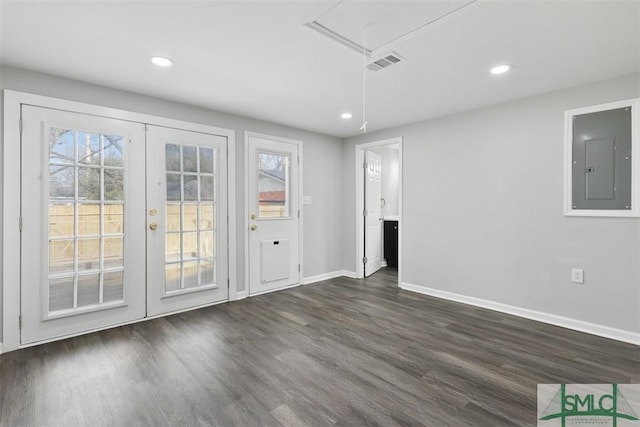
[303,196,312,205]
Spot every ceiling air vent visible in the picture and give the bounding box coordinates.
[366,52,403,71]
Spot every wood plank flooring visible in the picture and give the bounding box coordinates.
[1,268,638,426]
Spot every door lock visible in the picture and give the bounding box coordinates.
[250,225,257,231]
[149,208,158,216]
[250,214,256,220]
[149,223,158,231]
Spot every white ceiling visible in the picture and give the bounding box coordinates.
[1,1,638,138]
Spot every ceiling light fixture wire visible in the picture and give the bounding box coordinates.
[360,27,368,133]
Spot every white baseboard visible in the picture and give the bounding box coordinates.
[400,282,640,345]
[303,270,356,284]
[341,270,358,279]
[381,261,388,268]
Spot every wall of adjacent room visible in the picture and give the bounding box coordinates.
[343,73,640,336]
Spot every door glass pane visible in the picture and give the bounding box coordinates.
[199,231,214,257]
[183,262,199,288]
[183,204,198,231]
[77,274,100,307]
[78,167,101,200]
[104,204,124,234]
[47,126,126,314]
[49,165,75,199]
[182,145,198,172]
[49,239,74,274]
[199,147,214,173]
[199,204,214,230]
[103,271,124,302]
[103,136,124,167]
[183,175,198,201]
[258,152,290,218]
[165,144,180,171]
[104,237,124,268]
[163,142,218,293]
[166,174,181,201]
[165,264,180,291]
[49,128,75,164]
[166,233,181,262]
[49,203,75,238]
[200,176,214,201]
[104,169,124,201]
[78,204,100,236]
[166,204,181,232]
[201,260,215,285]
[182,232,198,260]
[77,131,100,165]
[49,277,74,311]
[78,238,100,271]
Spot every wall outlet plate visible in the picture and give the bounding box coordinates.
[571,268,584,284]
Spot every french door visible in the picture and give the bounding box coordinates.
[20,106,228,345]
[146,126,228,316]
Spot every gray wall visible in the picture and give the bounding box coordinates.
[343,73,640,334]
[0,65,344,341]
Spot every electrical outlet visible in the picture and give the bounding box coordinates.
[571,268,584,284]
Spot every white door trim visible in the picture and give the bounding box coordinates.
[354,137,403,284]
[243,131,303,298]
[2,90,237,353]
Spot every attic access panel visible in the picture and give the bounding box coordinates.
[305,0,476,54]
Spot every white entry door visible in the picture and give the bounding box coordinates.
[146,126,228,316]
[247,134,300,295]
[364,150,382,277]
[21,106,146,344]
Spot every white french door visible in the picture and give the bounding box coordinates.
[20,106,229,346]
[146,126,228,316]
[247,134,300,295]
[21,106,146,344]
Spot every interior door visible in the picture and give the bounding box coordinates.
[364,150,382,277]
[20,105,146,345]
[146,126,228,316]
[247,135,300,295]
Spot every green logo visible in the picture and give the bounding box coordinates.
[538,384,639,427]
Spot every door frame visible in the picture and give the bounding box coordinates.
[2,90,237,353]
[355,137,403,283]
[243,131,303,298]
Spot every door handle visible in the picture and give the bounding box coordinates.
[250,225,257,231]
[149,223,158,231]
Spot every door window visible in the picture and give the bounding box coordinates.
[47,128,126,314]
[257,151,290,218]
[164,143,216,292]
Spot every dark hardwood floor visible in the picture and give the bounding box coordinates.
[1,268,638,426]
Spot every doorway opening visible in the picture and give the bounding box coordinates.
[355,137,402,284]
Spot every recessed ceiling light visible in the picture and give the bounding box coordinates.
[490,64,511,75]
[341,112,353,119]
[151,56,174,67]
